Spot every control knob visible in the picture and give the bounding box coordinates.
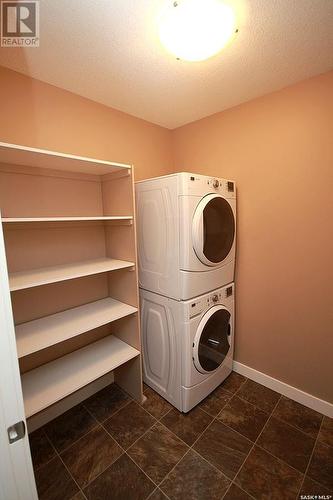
[212,294,219,303]
[213,179,219,188]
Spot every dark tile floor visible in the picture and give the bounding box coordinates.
[29,373,333,500]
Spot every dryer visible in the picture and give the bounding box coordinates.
[136,172,236,300]
[140,283,234,412]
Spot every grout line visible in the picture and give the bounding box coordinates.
[126,451,162,490]
[157,446,193,490]
[78,416,161,494]
[43,389,132,459]
[224,388,324,442]
[147,487,171,500]
[50,423,100,456]
[153,378,253,496]
[221,481,257,500]
[231,394,283,494]
[103,410,158,452]
[82,397,131,425]
[295,414,325,499]
[42,428,85,499]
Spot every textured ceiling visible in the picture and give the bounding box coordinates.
[0,0,333,128]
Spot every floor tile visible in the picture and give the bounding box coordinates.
[307,441,333,490]
[104,400,155,449]
[160,406,212,446]
[235,445,303,500]
[220,372,246,394]
[34,456,79,500]
[84,383,130,423]
[237,379,280,413]
[84,453,155,500]
[273,396,323,438]
[299,475,332,497]
[218,396,269,442]
[148,489,169,500]
[193,420,252,479]
[70,493,85,500]
[257,416,315,472]
[61,426,122,488]
[160,449,230,500]
[29,428,55,470]
[45,404,97,452]
[198,386,232,417]
[318,416,333,447]
[128,422,188,484]
[141,388,173,419]
[223,484,252,500]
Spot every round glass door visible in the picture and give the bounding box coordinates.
[192,194,235,266]
[193,306,231,373]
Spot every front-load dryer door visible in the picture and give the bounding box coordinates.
[193,305,231,373]
[192,194,235,267]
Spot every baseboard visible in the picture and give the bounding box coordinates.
[233,361,333,418]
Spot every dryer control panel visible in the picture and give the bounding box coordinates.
[178,172,236,198]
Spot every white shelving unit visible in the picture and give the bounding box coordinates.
[0,142,142,427]
[9,257,135,291]
[22,335,140,418]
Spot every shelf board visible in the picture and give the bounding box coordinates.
[16,298,138,358]
[0,142,131,175]
[2,216,133,223]
[9,258,134,291]
[21,335,140,417]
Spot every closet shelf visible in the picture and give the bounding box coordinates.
[21,335,140,417]
[2,216,133,223]
[0,142,131,175]
[16,298,138,358]
[9,257,135,291]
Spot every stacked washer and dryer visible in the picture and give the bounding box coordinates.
[135,172,236,412]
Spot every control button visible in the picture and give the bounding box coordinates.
[212,294,219,303]
[213,179,219,188]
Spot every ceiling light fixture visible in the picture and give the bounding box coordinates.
[159,0,237,62]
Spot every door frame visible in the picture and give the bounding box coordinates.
[0,216,37,500]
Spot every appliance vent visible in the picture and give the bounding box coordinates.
[226,286,233,297]
[227,181,234,192]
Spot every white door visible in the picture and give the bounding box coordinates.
[192,194,235,266]
[0,219,37,500]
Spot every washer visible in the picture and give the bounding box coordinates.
[136,172,236,300]
[140,283,234,412]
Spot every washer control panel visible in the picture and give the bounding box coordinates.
[188,290,224,319]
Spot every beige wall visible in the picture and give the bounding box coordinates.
[1,66,332,403]
[0,66,173,181]
[172,71,333,403]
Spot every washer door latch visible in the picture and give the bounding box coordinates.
[7,421,26,444]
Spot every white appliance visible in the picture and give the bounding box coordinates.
[136,172,236,300]
[140,283,234,412]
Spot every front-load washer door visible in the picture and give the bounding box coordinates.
[192,194,235,267]
[193,305,231,374]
